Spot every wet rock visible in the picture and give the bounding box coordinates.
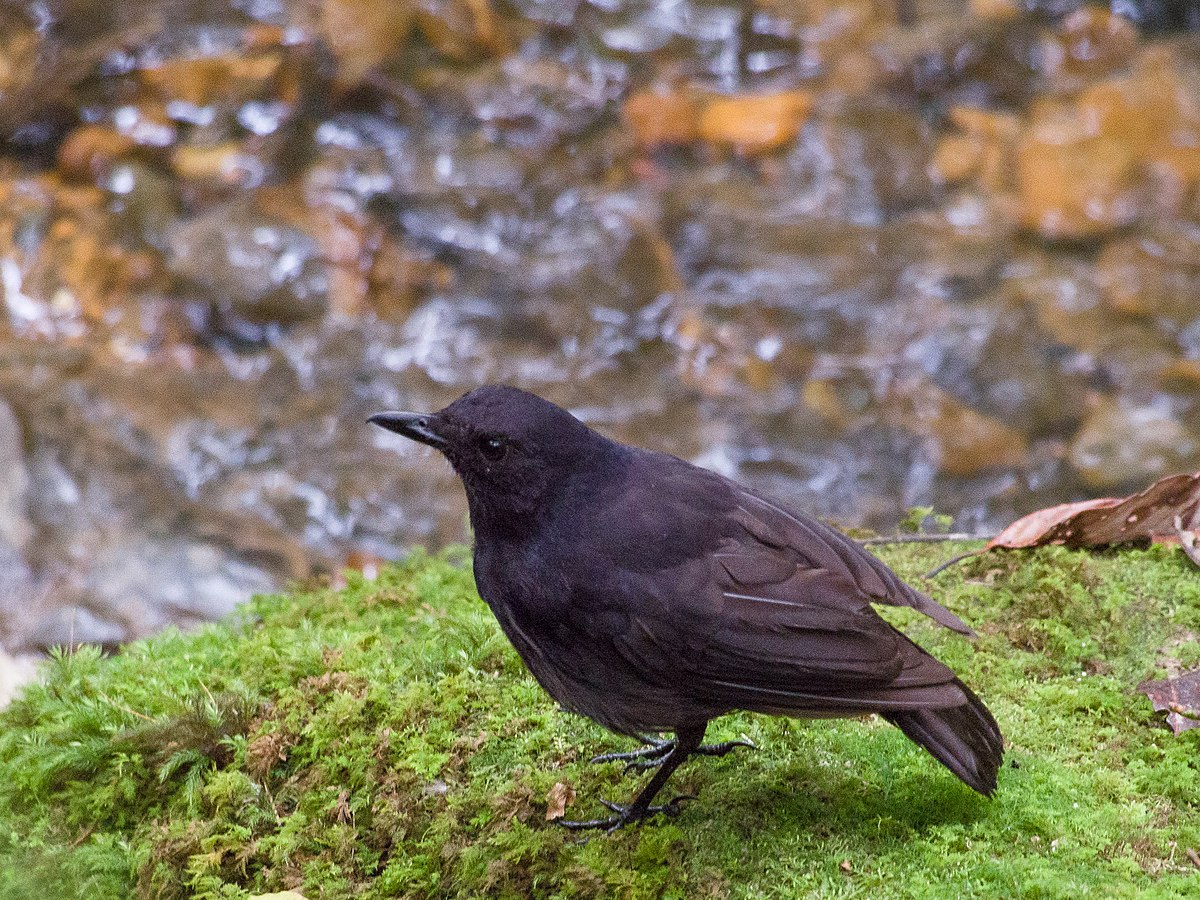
[408,0,509,62]
[879,15,1042,109]
[0,400,31,551]
[1068,400,1200,490]
[168,197,330,332]
[889,381,1029,478]
[460,51,627,150]
[910,301,1094,437]
[1096,224,1200,329]
[57,124,138,181]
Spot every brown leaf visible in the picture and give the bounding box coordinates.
[544,781,576,821]
[1138,671,1200,735]
[987,472,1200,550]
[1176,516,1200,570]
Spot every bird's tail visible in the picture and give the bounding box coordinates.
[883,680,1003,796]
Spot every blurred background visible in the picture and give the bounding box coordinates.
[0,0,1198,672]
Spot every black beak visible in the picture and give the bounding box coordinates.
[367,411,448,450]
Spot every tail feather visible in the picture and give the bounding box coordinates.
[884,680,1003,796]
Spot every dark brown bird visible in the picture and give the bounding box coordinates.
[369,385,1002,831]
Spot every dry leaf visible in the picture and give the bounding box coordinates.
[544,781,576,821]
[1176,516,1200,569]
[839,860,853,873]
[1138,671,1200,735]
[987,472,1200,550]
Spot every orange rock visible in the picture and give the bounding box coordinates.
[1016,130,1139,239]
[892,383,1028,477]
[698,91,813,155]
[1016,48,1200,239]
[802,374,872,432]
[624,88,701,149]
[140,51,281,106]
[170,141,262,190]
[139,57,230,106]
[57,125,137,181]
[321,0,413,86]
[930,134,983,184]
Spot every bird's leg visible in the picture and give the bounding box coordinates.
[559,725,706,832]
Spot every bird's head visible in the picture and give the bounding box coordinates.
[369,385,612,534]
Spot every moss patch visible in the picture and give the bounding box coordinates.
[2,544,1199,898]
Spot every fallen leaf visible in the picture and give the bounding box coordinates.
[1138,671,1200,735]
[987,472,1200,550]
[544,781,576,821]
[839,860,853,873]
[1176,516,1200,569]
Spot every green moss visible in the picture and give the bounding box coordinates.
[2,544,1199,898]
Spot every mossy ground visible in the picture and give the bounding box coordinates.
[2,543,1199,899]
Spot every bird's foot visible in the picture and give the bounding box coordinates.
[556,795,697,833]
[590,735,674,767]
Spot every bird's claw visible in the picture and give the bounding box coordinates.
[557,794,697,832]
[696,737,757,757]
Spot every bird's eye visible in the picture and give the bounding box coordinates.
[479,436,509,462]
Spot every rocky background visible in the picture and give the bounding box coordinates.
[0,0,1198,666]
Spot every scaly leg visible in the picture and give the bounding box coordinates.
[559,725,706,832]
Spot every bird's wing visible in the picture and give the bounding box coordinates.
[730,488,975,635]
[625,544,967,714]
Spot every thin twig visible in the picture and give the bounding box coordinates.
[925,548,990,579]
[197,678,217,709]
[859,533,985,546]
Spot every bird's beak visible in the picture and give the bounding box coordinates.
[367,411,448,450]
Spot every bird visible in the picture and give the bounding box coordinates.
[369,385,1003,831]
